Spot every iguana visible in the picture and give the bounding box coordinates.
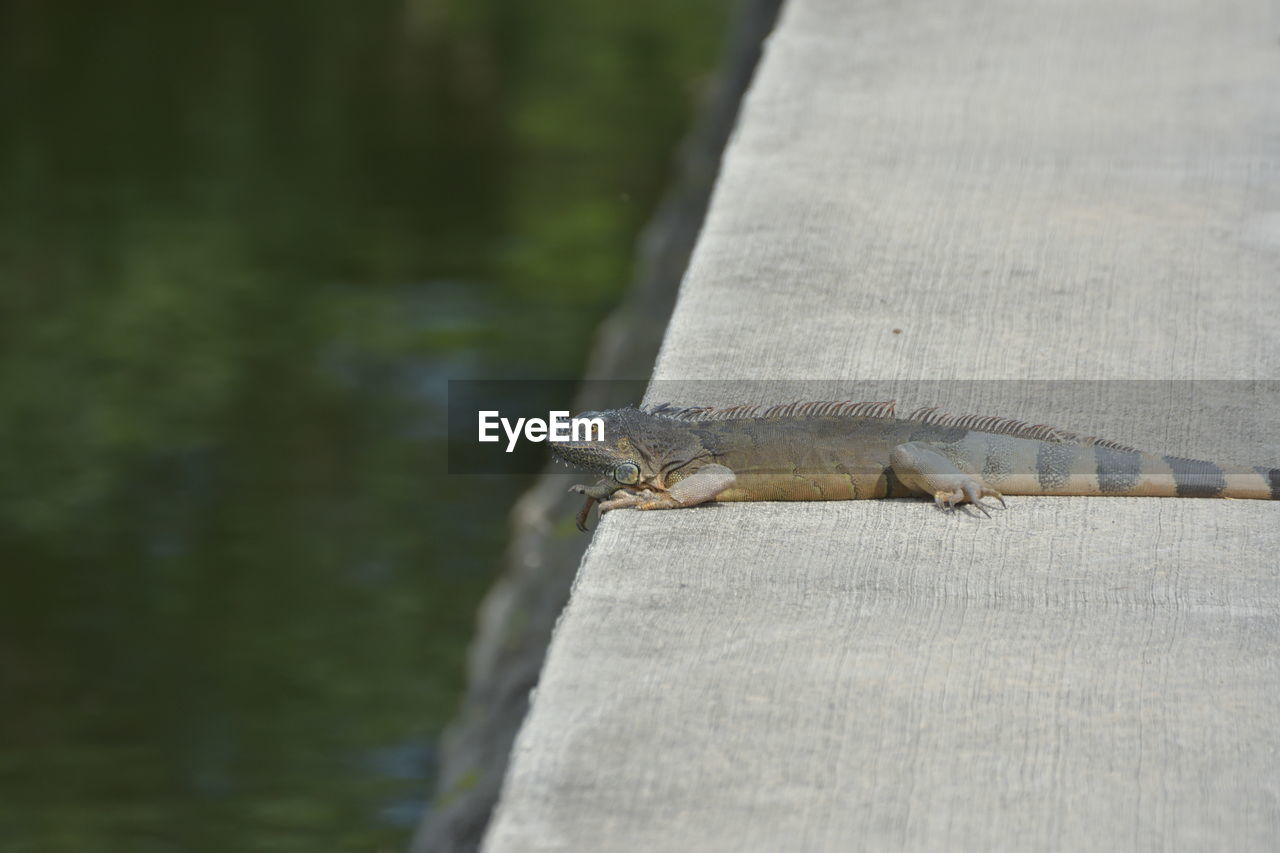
[550,401,1280,531]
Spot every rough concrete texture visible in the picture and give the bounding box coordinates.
[483,0,1280,849]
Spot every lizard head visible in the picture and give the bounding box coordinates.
[549,406,709,490]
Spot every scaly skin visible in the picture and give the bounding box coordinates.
[549,401,1280,530]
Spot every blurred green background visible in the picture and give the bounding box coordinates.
[0,0,729,849]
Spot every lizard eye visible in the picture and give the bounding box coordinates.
[613,462,640,485]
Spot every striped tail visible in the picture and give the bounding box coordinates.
[1005,443,1280,500]
[1114,455,1280,500]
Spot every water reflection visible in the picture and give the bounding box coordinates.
[0,0,727,848]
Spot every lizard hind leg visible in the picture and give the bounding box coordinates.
[890,441,1005,517]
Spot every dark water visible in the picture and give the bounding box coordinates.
[0,1,728,849]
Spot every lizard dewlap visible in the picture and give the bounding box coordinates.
[549,401,1280,531]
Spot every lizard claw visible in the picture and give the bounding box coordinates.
[570,481,621,531]
[933,481,1005,518]
[574,496,595,532]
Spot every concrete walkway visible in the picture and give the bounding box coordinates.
[483,0,1280,849]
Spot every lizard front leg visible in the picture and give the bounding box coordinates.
[599,464,737,515]
[889,442,1005,516]
[568,478,626,532]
